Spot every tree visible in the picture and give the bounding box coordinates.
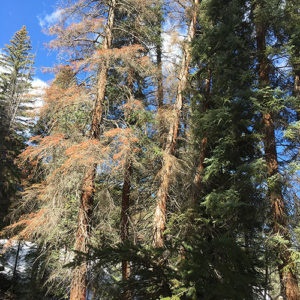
[252,0,299,298]
[168,0,267,297]
[0,26,34,132]
[0,26,34,229]
[68,1,116,297]
[9,65,92,298]
[153,0,199,248]
[13,1,157,298]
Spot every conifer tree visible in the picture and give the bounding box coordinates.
[170,1,267,298]
[0,26,34,132]
[251,1,299,298]
[9,65,92,298]
[69,1,116,297]
[153,0,199,248]
[0,26,34,228]
[13,1,157,298]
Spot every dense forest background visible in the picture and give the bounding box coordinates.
[1,0,300,299]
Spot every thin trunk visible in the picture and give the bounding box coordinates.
[294,72,300,96]
[192,69,211,205]
[294,66,300,120]
[121,156,132,300]
[120,66,136,299]
[69,167,95,300]
[254,6,299,300]
[156,5,165,149]
[157,37,164,143]
[12,240,21,280]
[9,94,21,131]
[153,0,199,248]
[157,31,164,109]
[69,1,116,299]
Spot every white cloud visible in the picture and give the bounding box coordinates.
[160,18,186,78]
[32,77,48,89]
[157,16,188,102]
[162,30,183,68]
[29,78,48,109]
[38,8,64,28]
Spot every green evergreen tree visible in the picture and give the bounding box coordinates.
[251,0,300,298]
[0,26,34,229]
[164,1,267,298]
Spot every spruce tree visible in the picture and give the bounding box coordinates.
[251,0,300,298]
[170,1,267,298]
[0,26,34,132]
[0,26,34,229]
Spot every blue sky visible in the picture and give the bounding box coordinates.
[0,1,184,87]
[0,0,60,84]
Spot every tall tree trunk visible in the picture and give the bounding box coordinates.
[120,66,136,299]
[254,7,299,300]
[120,155,132,300]
[153,0,199,248]
[69,1,116,299]
[294,62,300,120]
[156,2,165,150]
[294,71,300,98]
[69,167,95,300]
[156,23,164,109]
[192,69,211,205]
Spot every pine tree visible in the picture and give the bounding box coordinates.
[153,0,199,248]
[169,1,267,298]
[251,0,300,298]
[0,26,34,132]
[0,26,34,229]
[68,1,116,297]
[12,1,157,298]
[9,65,92,298]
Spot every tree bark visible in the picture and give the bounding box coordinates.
[69,1,116,299]
[294,65,300,120]
[156,27,164,109]
[120,155,132,300]
[69,167,94,300]
[156,4,165,151]
[12,240,21,280]
[153,0,199,248]
[192,69,211,204]
[254,6,299,299]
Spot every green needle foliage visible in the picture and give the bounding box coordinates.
[0,26,34,229]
